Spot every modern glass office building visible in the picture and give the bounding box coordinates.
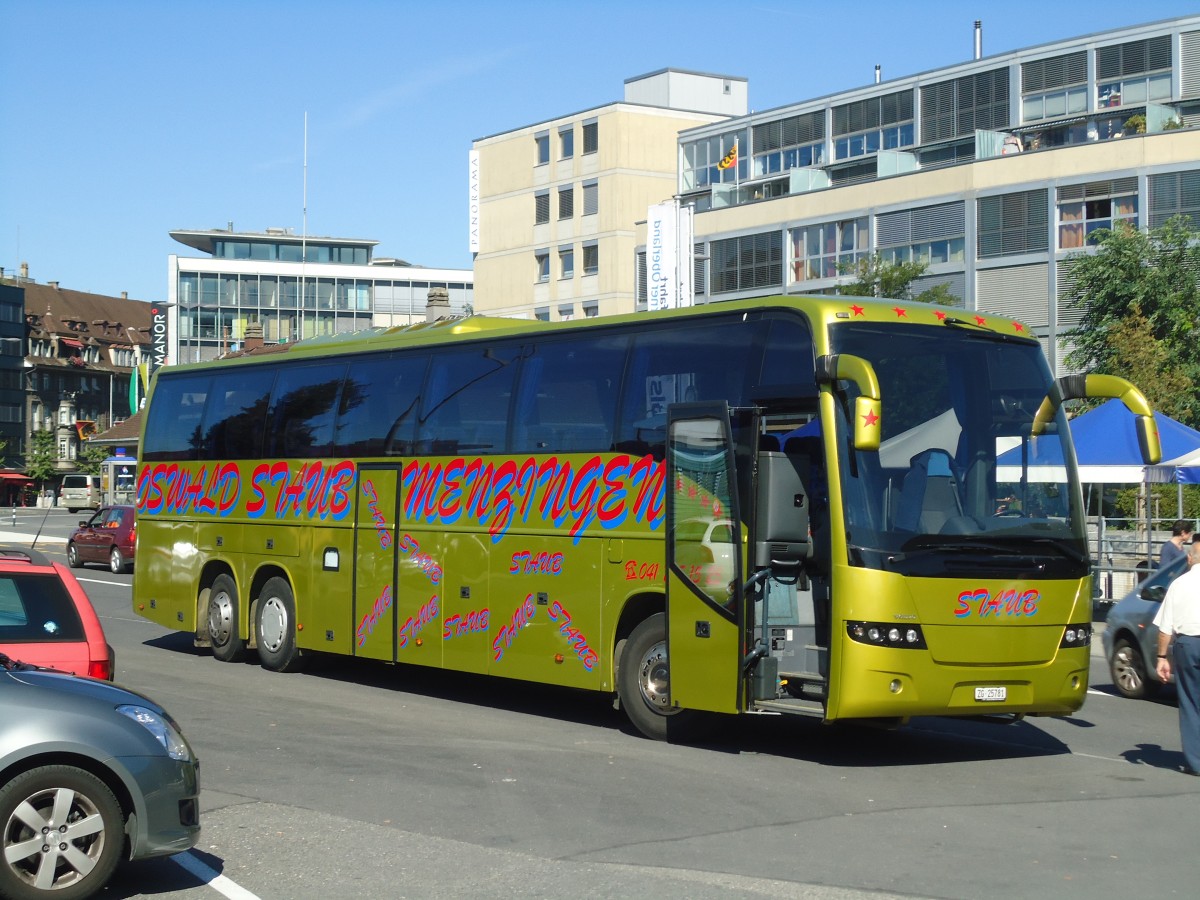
[168,228,474,364]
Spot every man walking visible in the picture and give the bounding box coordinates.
[1159,519,1195,569]
[1154,542,1200,774]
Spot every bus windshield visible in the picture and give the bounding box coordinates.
[828,321,1086,578]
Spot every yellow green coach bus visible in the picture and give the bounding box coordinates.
[132,295,1160,740]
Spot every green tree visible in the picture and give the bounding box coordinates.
[1065,215,1200,427]
[77,441,110,476]
[837,254,957,305]
[24,430,57,492]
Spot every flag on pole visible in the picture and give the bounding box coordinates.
[717,139,739,171]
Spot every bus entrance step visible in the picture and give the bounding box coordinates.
[753,697,825,718]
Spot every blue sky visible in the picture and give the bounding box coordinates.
[1,0,1196,303]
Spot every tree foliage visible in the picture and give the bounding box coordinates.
[24,430,57,489]
[1065,216,1200,427]
[838,254,957,305]
[77,441,110,476]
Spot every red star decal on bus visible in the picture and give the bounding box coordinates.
[850,304,865,317]
[934,310,947,321]
[892,307,907,318]
[1013,322,1025,333]
[862,409,879,427]
[974,315,987,326]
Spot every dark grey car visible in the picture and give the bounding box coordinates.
[1102,554,1189,700]
[0,654,200,898]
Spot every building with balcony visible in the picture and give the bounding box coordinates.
[634,14,1200,374]
[167,227,474,364]
[471,69,745,320]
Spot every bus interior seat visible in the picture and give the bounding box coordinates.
[896,449,963,534]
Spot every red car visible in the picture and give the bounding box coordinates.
[0,548,114,680]
[67,504,137,574]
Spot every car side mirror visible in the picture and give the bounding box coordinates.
[1140,584,1167,603]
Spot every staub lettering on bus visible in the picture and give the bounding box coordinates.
[136,454,665,542]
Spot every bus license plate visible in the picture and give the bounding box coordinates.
[975,686,1006,702]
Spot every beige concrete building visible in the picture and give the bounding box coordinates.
[471,69,745,320]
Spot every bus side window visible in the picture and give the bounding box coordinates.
[512,335,627,455]
[264,363,347,459]
[334,352,426,457]
[141,374,211,462]
[200,369,275,460]
[416,346,520,456]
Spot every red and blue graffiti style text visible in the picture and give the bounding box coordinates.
[547,600,598,671]
[403,454,665,544]
[954,588,1041,618]
[492,594,537,662]
[443,608,490,640]
[361,479,392,549]
[398,594,440,650]
[509,551,564,576]
[398,534,442,584]
[356,584,393,647]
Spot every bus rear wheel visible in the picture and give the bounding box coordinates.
[256,577,304,673]
[208,574,247,663]
[617,613,703,741]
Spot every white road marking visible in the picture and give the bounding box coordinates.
[172,851,262,900]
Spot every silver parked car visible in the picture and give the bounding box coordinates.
[1102,554,1189,700]
[0,653,200,898]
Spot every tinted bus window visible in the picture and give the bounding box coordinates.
[334,352,427,457]
[616,317,766,457]
[417,345,521,455]
[200,368,276,460]
[264,362,347,459]
[512,334,628,454]
[141,374,211,461]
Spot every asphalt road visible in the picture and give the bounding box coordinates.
[5,510,1200,899]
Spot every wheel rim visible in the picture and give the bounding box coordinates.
[3,785,108,891]
[110,549,122,573]
[67,545,78,566]
[208,590,234,646]
[636,638,681,715]
[1113,645,1144,694]
[259,595,288,653]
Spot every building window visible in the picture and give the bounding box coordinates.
[921,68,1009,143]
[535,132,550,165]
[558,186,573,220]
[833,90,915,160]
[753,110,826,176]
[789,218,869,282]
[1148,170,1200,228]
[875,203,966,266]
[1097,35,1172,108]
[559,127,574,159]
[558,303,574,321]
[680,131,747,191]
[582,242,599,275]
[582,120,598,154]
[1057,179,1138,249]
[535,251,550,283]
[559,247,574,280]
[582,181,598,216]
[535,191,550,224]
[1021,51,1087,122]
[534,307,550,322]
[583,301,599,318]
[711,231,783,294]
[978,190,1048,258]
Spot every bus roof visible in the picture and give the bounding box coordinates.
[159,294,1033,375]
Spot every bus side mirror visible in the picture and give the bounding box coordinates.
[1038,373,1162,465]
[816,353,881,452]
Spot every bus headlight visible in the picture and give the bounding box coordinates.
[847,621,926,649]
[1060,625,1091,648]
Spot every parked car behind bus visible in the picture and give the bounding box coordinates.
[59,474,101,513]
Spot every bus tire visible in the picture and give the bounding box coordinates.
[208,574,247,663]
[255,577,304,673]
[617,613,703,741]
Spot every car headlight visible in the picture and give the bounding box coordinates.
[117,704,192,761]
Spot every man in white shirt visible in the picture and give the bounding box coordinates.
[1154,543,1200,774]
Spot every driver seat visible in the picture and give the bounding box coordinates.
[896,449,963,534]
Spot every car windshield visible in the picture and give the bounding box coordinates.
[0,574,85,642]
[829,320,1087,579]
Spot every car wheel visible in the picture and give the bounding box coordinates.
[109,547,127,575]
[255,576,305,672]
[0,764,124,900]
[207,573,247,663]
[66,543,82,568]
[1110,637,1160,700]
[616,613,705,741]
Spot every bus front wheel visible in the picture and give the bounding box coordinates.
[617,613,702,741]
[208,574,247,663]
[255,577,304,673]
